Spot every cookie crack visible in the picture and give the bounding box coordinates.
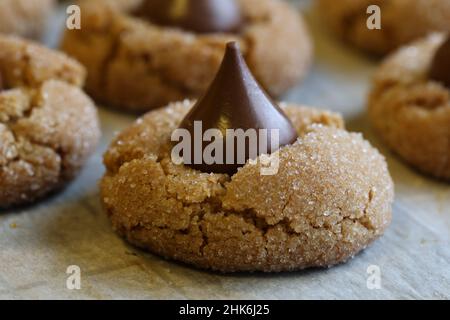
[136,159,379,241]
[0,90,67,181]
[1,135,65,179]
[114,163,382,268]
[0,93,38,128]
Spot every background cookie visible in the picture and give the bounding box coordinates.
[101,101,394,272]
[0,0,55,40]
[0,36,101,208]
[62,0,313,112]
[369,34,450,181]
[317,0,450,55]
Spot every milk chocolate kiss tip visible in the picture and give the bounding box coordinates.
[178,41,298,175]
[430,36,450,89]
[137,0,243,34]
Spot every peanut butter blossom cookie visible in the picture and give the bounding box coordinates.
[62,0,313,112]
[317,0,450,55]
[0,0,55,39]
[101,42,394,272]
[369,34,450,181]
[0,36,101,208]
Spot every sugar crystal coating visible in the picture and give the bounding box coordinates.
[0,36,100,208]
[101,101,394,272]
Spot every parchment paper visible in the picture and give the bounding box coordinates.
[1,0,449,300]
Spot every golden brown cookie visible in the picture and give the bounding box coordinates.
[317,0,450,55]
[0,36,101,208]
[100,101,394,272]
[0,0,55,40]
[61,0,313,112]
[369,34,450,181]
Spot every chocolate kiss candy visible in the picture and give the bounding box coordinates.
[430,36,450,89]
[137,0,242,34]
[178,42,298,174]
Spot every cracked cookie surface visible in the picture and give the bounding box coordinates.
[0,0,55,40]
[317,0,450,55]
[62,0,313,112]
[0,36,101,208]
[101,100,394,272]
[369,34,450,181]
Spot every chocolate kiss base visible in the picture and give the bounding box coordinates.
[178,42,298,175]
[136,0,243,34]
[429,36,450,89]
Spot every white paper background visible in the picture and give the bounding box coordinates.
[0,0,449,300]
